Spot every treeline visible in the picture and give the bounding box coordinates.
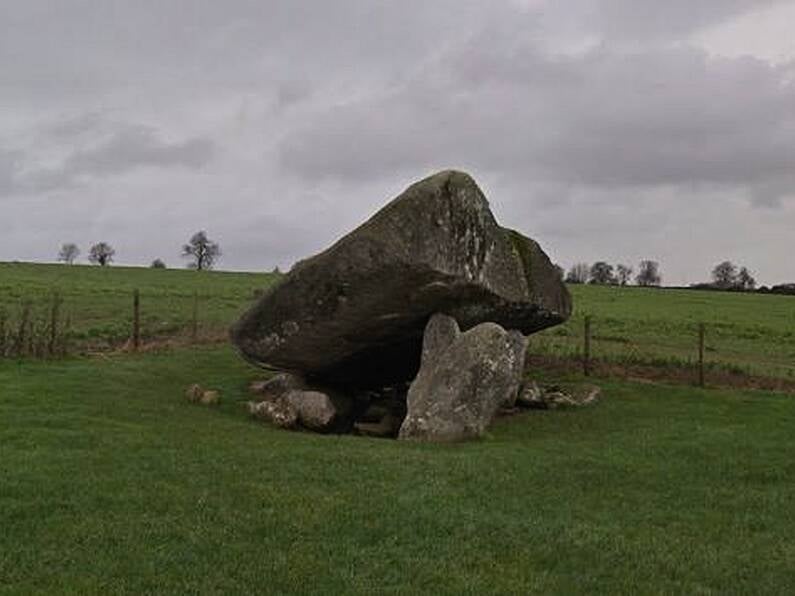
[691,261,795,295]
[56,231,222,270]
[561,258,794,295]
[560,260,662,287]
[689,261,756,292]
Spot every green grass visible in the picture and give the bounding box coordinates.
[0,262,276,348]
[2,345,795,594]
[532,284,795,380]
[3,262,794,380]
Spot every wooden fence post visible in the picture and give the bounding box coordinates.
[583,315,592,377]
[48,291,61,357]
[14,301,31,357]
[132,289,140,352]
[0,308,6,357]
[698,323,705,388]
[191,290,199,343]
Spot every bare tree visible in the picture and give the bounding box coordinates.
[182,230,221,271]
[57,243,80,265]
[565,263,590,284]
[711,261,738,289]
[616,264,633,286]
[636,260,661,287]
[737,267,756,291]
[88,242,115,266]
[589,261,616,285]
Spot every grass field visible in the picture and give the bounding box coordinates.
[2,262,794,381]
[3,263,795,592]
[2,345,794,594]
[0,262,277,349]
[532,284,795,381]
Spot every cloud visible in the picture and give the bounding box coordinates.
[578,0,788,40]
[64,126,215,176]
[1,124,215,197]
[280,38,795,206]
[1,0,795,285]
[0,150,23,195]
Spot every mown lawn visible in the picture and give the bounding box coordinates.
[2,346,794,594]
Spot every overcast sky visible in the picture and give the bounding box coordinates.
[2,1,794,285]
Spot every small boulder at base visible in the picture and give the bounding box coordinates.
[249,399,298,429]
[399,314,527,442]
[185,384,204,403]
[285,389,353,432]
[200,390,220,406]
[516,382,601,409]
[249,385,353,433]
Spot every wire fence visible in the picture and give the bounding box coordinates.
[0,289,223,359]
[528,314,795,389]
[3,289,794,392]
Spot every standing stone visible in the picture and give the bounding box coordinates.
[231,170,570,391]
[399,314,528,442]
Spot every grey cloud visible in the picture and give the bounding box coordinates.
[43,112,108,139]
[2,0,795,284]
[280,39,795,206]
[579,0,788,40]
[0,150,23,195]
[64,127,215,176]
[1,125,215,197]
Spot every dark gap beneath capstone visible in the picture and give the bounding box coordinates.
[348,385,409,438]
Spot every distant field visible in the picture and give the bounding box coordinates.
[2,262,794,380]
[2,345,795,594]
[0,262,276,349]
[531,284,795,381]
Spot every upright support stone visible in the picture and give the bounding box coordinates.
[399,315,527,442]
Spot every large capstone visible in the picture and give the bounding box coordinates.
[231,170,571,391]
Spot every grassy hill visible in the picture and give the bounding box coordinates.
[3,262,795,592]
[2,346,794,594]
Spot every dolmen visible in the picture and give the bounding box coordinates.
[232,170,571,441]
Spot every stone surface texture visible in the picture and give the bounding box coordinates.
[231,170,570,390]
[398,314,527,441]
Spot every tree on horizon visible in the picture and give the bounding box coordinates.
[565,263,590,284]
[57,243,80,265]
[88,242,115,267]
[616,264,633,286]
[711,261,738,289]
[589,261,616,285]
[636,260,661,287]
[182,231,221,271]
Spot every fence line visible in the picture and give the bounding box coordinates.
[583,315,592,377]
[1,290,792,390]
[132,289,140,352]
[698,323,706,388]
[0,292,68,359]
